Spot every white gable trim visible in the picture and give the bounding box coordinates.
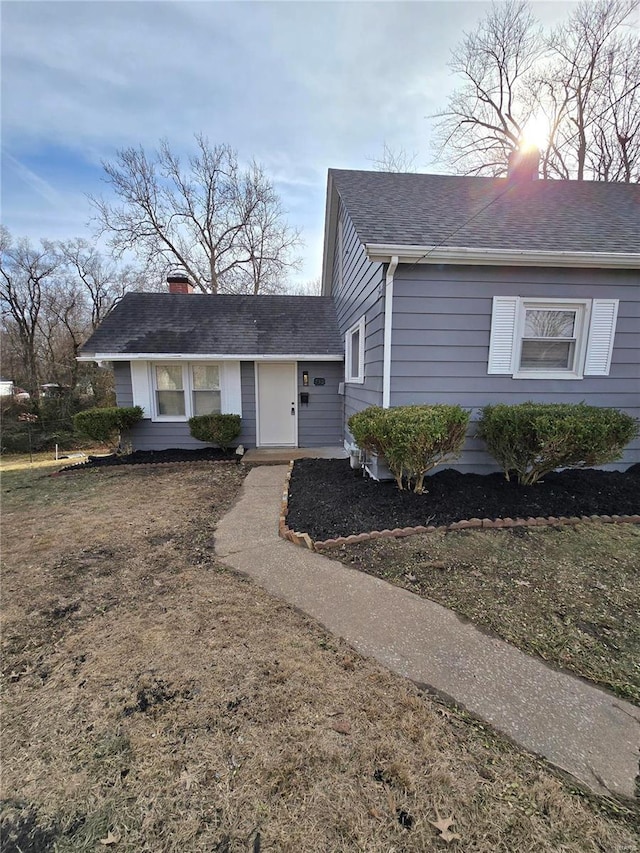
[366,244,640,269]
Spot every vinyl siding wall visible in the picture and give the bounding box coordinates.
[113,361,134,407]
[297,361,344,446]
[112,359,342,449]
[331,203,385,435]
[390,264,640,473]
[114,360,257,450]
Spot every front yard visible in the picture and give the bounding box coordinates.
[1,458,638,851]
[287,458,640,703]
[337,523,640,704]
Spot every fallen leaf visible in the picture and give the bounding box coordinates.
[429,811,460,844]
[330,718,351,735]
[514,580,531,587]
[99,829,121,845]
[180,769,194,790]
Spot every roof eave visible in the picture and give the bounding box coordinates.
[365,244,640,269]
[77,353,345,362]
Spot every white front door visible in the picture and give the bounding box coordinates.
[256,362,297,446]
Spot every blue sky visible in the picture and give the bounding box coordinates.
[1,1,575,286]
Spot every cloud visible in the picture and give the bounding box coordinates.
[2,151,62,207]
[3,1,576,280]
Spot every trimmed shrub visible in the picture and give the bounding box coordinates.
[349,404,470,493]
[477,402,638,485]
[73,406,144,448]
[348,406,386,458]
[188,413,242,451]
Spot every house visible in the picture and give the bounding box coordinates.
[322,150,639,473]
[78,281,344,450]
[79,151,640,470]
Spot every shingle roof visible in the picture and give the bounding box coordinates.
[80,294,343,356]
[330,169,639,253]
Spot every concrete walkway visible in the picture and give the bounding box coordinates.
[243,446,346,464]
[215,465,640,801]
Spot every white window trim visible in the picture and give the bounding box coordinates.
[512,298,591,380]
[151,361,222,422]
[345,315,365,384]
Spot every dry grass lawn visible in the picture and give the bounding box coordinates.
[337,524,640,704]
[1,458,638,851]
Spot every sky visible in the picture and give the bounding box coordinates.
[1,1,576,287]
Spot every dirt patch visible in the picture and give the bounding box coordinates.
[2,463,638,851]
[0,801,56,853]
[286,459,640,540]
[336,522,640,704]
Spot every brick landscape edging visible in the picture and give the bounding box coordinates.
[278,461,640,551]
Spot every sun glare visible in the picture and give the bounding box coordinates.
[520,115,549,151]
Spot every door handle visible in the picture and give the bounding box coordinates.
[291,403,295,415]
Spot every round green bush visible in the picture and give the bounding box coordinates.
[478,402,638,485]
[188,413,242,451]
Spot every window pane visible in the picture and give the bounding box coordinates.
[520,340,575,370]
[155,365,183,390]
[193,390,221,415]
[350,329,360,378]
[524,310,575,338]
[157,390,185,415]
[192,364,220,390]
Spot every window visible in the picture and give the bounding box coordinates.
[155,364,185,415]
[346,316,365,383]
[488,297,619,379]
[152,362,222,420]
[192,364,221,415]
[516,304,585,376]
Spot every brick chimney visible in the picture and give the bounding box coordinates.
[507,146,540,181]
[167,272,194,294]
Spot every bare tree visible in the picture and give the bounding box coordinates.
[0,227,61,396]
[370,142,420,173]
[57,238,149,327]
[90,136,302,294]
[434,1,543,176]
[434,0,639,180]
[286,277,322,296]
[542,0,639,180]
[1,229,151,400]
[585,30,640,182]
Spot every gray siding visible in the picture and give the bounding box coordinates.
[113,361,133,407]
[390,265,640,473]
[121,360,257,450]
[239,361,256,447]
[297,361,343,446]
[331,203,385,434]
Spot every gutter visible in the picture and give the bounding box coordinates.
[77,353,345,362]
[366,244,640,269]
[382,256,399,409]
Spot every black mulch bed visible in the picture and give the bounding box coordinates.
[287,459,640,541]
[59,447,238,472]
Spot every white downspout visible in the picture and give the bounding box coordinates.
[382,255,399,409]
